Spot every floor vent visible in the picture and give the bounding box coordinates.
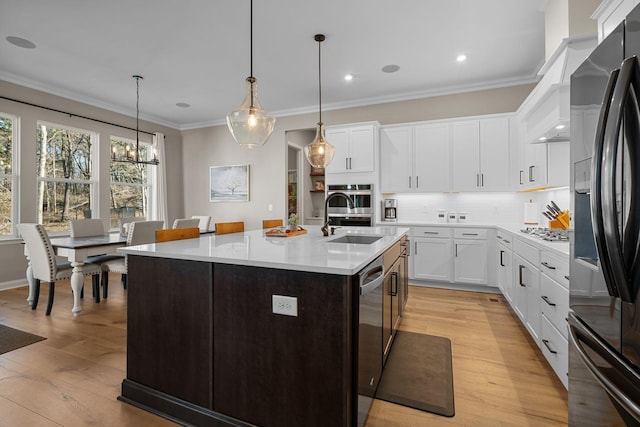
[489,298,500,303]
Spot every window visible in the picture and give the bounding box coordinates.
[109,137,152,229]
[36,122,95,232]
[0,113,16,237]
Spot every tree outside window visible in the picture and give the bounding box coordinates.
[36,123,94,232]
[0,113,14,236]
[109,138,151,229]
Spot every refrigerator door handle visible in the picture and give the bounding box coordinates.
[592,66,623,299]
[568,312,640,423]
[601,57,640,302]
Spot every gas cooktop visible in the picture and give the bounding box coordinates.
[520,227,569,242]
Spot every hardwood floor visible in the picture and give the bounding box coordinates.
[0,278,567,426]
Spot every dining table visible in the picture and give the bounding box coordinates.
[24,233,127,316]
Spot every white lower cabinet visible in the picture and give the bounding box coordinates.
[496,232,514,303]
[453,228,488,285]
[503,233,568,389]
[412,227,452,281]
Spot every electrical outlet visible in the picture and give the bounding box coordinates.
[268,204,273,212]
[272,295,298,316]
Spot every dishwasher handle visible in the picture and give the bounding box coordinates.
[359,256,384,295]
[361,270,384,295]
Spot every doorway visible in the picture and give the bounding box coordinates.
[287,145,301,219]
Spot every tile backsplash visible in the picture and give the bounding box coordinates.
[389,188,570,226]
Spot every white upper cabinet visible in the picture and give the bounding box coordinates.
[452,116,510,191]
[325,124,376,174]
[380,123,451,193]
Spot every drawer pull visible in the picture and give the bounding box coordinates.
[541,295,556,306]
[423,231,439,235]
[541,261,556,270]
[503,239,510,244]
[542,339,558,354]
[462,233,478,236]
[564,275,570,281]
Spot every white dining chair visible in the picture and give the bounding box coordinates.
[117,217,147,237]
[191,215,211,232]
[18,223,102,315]
[172,218,200,229]
[99,220,164,298]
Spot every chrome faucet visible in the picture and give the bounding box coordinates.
[322,192,355,236]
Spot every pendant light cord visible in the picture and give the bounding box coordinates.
[250,0,253,78]
[134,75,142,162]
[318,36,322,124]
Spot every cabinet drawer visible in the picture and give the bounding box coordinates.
[540,274,569,339]
[412,227,451,238]
[496,231,513,249]
[453,228,487,240]
[540,314,568,389]
[540,251,569,289]
[514,238,540,266]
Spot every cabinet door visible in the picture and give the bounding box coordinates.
[514,254,540,340]
[380,127,413,192]
[453,239,488,284]
[479,117,510,190]
[521,142,548,188]
[412,237,452,282]
[325,128,349,174]
[348,126,375,173]
[452,120,480,191]
[414,123,450,192]
[497,245,513,303]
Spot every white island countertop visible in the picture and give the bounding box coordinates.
[119,225,409,275]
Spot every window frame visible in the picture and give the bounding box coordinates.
[0,112,18,239]
[35,120,97,233]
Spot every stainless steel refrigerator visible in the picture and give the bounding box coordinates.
[569,4,640,426]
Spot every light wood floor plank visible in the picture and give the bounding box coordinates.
[0,277,567,426]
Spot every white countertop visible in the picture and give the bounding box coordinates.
[375,220,569,256]
[119,225,410,275]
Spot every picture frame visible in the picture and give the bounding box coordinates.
[210,164,250,202]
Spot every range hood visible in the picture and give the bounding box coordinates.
[519,35,597,144]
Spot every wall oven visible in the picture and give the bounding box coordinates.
[327,184,373,227]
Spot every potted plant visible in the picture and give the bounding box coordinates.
[288,213,299,231]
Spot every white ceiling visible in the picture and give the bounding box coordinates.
[0,0,547,130]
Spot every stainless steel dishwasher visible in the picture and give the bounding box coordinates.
[357,255,384,427]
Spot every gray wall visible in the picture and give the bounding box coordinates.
[0,80,183,287]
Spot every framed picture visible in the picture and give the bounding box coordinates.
[210,165,250,202]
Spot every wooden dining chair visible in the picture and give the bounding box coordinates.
[215,221,245,235]
[156,227,200,243]
[172,218,200,229]
[99,220,164,298]
[262,219,284,229]
[18,223,102,315]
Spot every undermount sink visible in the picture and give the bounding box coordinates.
[328,235,383,244]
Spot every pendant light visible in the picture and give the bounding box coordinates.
[226,0,275,148]
[112,75,158,165]
[304,34,335,168]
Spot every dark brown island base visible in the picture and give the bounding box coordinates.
[117,226,409,427]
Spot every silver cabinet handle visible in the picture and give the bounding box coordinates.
[476,173,480,187]
[481,173,484,187]
[424,231,438,235]
[416,175,419,188]
[409,176,411,188]
[529,165,535,182]
[541,295,556,306]
[519,170,524,185]
[504,239,510,244]
[542,339,558,354]
[462,233,478,236]
[455,243,458,257]
[541,261,556,270]
[414,241,418,255]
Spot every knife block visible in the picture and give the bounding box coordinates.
[550,210,570,229]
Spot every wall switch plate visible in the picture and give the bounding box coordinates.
[272,295,298,316]
[268,204,273,212]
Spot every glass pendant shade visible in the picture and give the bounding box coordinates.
[304,122,335,168]
[226,77,275,149]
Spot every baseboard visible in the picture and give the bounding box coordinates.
[0,280,27,292]
[408,280,501,294]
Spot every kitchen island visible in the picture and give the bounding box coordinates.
[117,225,409,427]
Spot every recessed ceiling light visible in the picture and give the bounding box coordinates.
[6,36,36,49]
[538,136,548,142]
[381,64,400,73]
[344,74,353,81]
[555,124,565,130]
[456,54,467,62]
[176,102,190,108]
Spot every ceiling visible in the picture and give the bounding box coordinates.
[0,0,547,130]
